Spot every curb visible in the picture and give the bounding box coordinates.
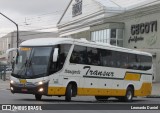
[146,95,160,98]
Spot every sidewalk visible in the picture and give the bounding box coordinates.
[148,82,160,97]
[0,79,159,97]
[0,73,10,90]
[0,79,10,90]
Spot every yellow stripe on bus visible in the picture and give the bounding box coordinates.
[77,88,126,96]
[47,82,152,96]
[48,87,66,95]
[134,83,152,96]
[124,73,141,81]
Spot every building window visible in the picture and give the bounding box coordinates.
[91,29,124,47]
[8,44,11,49]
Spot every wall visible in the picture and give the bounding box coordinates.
[58,0,160,82]
[0,31,59,65]
[71,31,91,40]
[123,9,160,82]
[59,0,104,24]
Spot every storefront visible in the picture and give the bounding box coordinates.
[57,0,160,82]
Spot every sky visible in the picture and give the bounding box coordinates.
[0,0,158,37]
[0,0,70,37]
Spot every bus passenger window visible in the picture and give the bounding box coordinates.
[128,54,138,70]
[57,44,71,70]
[87,48,100,66]
[70,46,87,64]
[139,55,152,70]
[110,51,117,68]
[99,49,112,67]
[49,44,71,74]
[117,52,128,69]
[58,45,71,69]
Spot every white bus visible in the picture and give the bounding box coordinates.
[10,38,153,102]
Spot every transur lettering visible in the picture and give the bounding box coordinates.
[83,66,114,77]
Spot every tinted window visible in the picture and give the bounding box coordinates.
[116,52,128,68]
[99,49,112,67]
[138,55,152,70]
[70,45,152,71]
[109,51,117,67]
[128,54,139,70]
[49,44,71,74]
[70,46,87,64]
[58,44,71,69]
[87,47,100,66]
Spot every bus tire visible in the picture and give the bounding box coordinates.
[35,94,42,101]
[65,84,72,102]
[124,87,133,102]
[95,96,109,101]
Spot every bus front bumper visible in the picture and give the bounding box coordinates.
[10,82,48,95]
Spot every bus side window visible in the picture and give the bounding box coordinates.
[49,44,71,74]
[70,45,87,64]
[57,44,71,70]
[99,49,112,67]
[128,54,135,69]
[139,55,152,70]
[118,52,128,69]
[110,51,116,67]
[87,47,100,66]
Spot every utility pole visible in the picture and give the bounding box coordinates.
[0,12,19,48]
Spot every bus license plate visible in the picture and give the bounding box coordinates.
[21,89,28,92]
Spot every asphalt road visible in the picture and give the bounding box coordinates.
[0,89,160,113]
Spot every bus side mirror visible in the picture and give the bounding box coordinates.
[6,48,17,63]
[53,48,59,62]
[11,60,15,69]
[6,48,17,56]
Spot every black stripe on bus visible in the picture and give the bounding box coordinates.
[83,75,123,80]
[126,71,152,76]
[83,72,152,80]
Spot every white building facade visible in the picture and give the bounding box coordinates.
[57,0,160,82]
[0,31,59,64]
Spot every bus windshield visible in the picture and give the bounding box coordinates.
[12,47,52,79]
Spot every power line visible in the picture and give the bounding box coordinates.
[22,3,103,24]
[2,0,158,34]
[22,26,57,31]
[8,31,58,38]
[0,26,57,35]
[7,2,112,28]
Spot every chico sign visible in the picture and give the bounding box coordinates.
[131,21,157,35]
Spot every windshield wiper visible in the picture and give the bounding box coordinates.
[28,60,32,67]
[16,59,28,76]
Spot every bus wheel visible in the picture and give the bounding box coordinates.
[35,94,42,101]
[65,84,72,102]
[95,96,109,101]
[124,87,133,102]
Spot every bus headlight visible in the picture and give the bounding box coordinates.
[38,81,43,85]
[10,87,14,91]
[38,88,44,92]
[10,80,14,84]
